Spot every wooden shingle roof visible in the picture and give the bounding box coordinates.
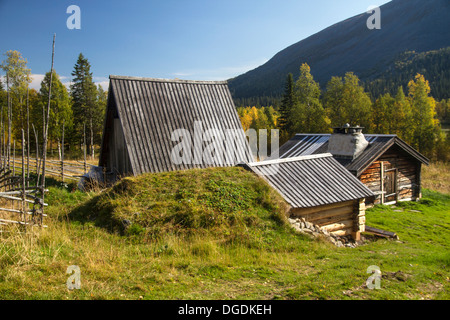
[99,76,254,175]
[245,154,374,208]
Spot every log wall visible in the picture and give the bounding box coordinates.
[290,199,365,240]
[359,145,421,205]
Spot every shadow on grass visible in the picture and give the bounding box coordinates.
[67,192,125,235]
[39,174,126,235]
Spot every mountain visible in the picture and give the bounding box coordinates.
[364,47,450,100]
[228,0,450,102]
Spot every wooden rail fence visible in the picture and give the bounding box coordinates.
[1,156,93,182]
[0,132,48,229]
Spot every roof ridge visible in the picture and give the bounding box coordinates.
[248,153,333,167]
[364,134,397,137]
[109,75,228,85]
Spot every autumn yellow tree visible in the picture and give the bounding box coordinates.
[290,63,330,133]
[1,50,32,140]
[324,72,372,129]
[407,74,440,156]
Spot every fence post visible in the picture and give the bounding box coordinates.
[83,123,87,174]
[32,124,40,187]
[27,88,30,188]
[61,121,65,183]
[22,129,26,229]
[12,140,15,177]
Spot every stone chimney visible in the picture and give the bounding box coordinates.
[327,124,369,159]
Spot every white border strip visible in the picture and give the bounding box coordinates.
[248,153,333,167]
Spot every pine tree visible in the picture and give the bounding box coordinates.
[436,99,449,125]
[70,53,102,157]
[278,73,295,132]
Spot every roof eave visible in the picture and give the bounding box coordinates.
[393,137,430,166]
[109,75,228,85]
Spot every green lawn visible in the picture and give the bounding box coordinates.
[0,167,448,300]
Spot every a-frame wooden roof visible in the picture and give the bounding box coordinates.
[99,75,254,175]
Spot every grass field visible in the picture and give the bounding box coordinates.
[0,164,448,300]
[422,161,450,194]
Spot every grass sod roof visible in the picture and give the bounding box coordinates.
[69,167,291,239]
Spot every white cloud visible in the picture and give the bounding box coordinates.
[0,74,45,91]
[62,81,73,90]
[172,58,269,81]
[171,72,193,78]
[1,74,109,92]
[93,77,109,91]
[96,80,109,91]
[30,74,45,90]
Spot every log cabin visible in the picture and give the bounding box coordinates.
[244,154,374,240]
[276,125,430,206]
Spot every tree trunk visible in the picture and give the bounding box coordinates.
[26,88,30,187]
[58,140,61,161]
[90,118,94,160]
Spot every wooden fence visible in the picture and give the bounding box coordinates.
[0,133,48,229]
[0,151,98,231]
[4,156,91,182]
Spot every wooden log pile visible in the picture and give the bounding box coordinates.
[288,217,361,248]
[290,199,366,240]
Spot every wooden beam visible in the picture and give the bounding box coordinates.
[313,212,354,227]
[330,228,352,237]
[322,219,354,233]
[0,218,47,228]
[365,226,398,239]
[291,200,354,217]
[380,161,385,205]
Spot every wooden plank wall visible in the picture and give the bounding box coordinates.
[360,161,382,193]
[290,199,365,239]
[359,146,421,205]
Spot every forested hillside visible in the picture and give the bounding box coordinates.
[236,64,450,162]
[365,47,450,100]
[229,0,450,103]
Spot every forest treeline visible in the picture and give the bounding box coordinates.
[0,50,106,159]
[1,50,448,162]
[233,47,450,106]
[364,47,450,101]
[237,63,450,162]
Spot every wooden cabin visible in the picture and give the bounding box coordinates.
[276,126,430,206]
[245,154,374,240]
[99,75,253,178]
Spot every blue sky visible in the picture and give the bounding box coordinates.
[0,0,391,90]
